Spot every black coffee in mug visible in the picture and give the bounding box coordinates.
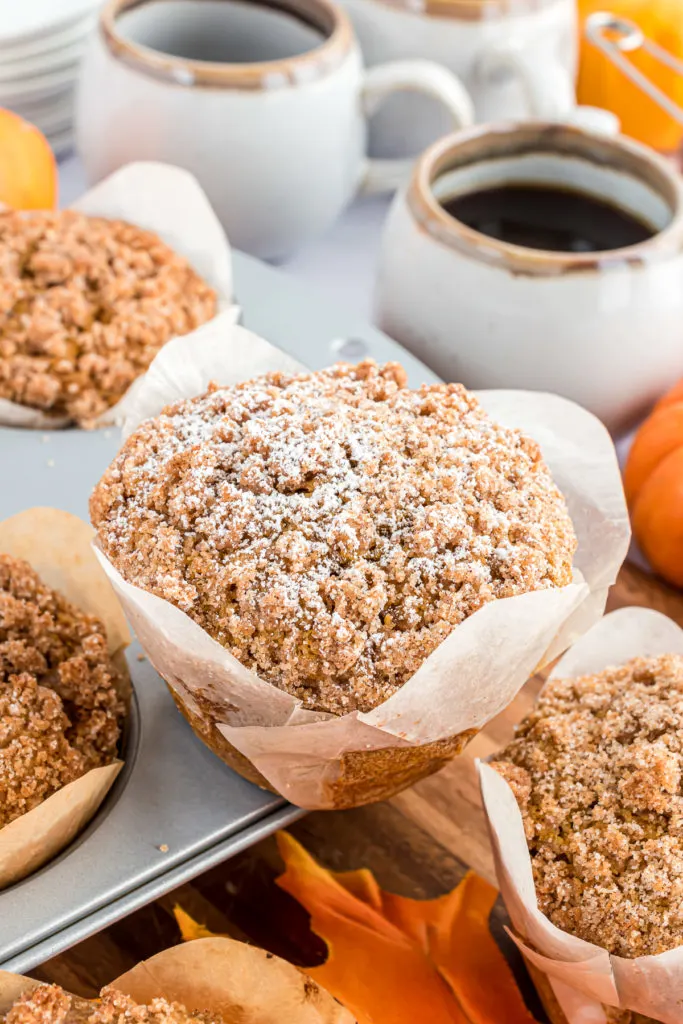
[441,183,655,253]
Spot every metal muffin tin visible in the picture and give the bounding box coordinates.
[0,251,438,971]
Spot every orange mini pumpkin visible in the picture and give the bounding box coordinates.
[625,381,683,586]
[0,108,56,210]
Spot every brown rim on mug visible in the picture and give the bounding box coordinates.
[369,0,561,22]
[99,0,354,90]
[407,121,683,276]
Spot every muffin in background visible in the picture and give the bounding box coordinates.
[0,210,217,427]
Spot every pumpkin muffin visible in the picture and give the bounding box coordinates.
[0,210,217,427]
[0,553,125,828]
[90,360,576,716]
[2,984,223,1024]
[493,653,683,960]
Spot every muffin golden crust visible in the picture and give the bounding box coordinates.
[2,984,223,1024]
[90,360,576,715]
[0,554,125,828]
[0,210,217,427]
[493,654,683,958]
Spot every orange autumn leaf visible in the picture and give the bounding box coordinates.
[0,109,56,210]
[276,831,539,1024]
[173,905,223,942]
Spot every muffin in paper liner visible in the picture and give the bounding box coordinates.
[478,607,683,1024]
[0,507,131,888]
[90,317,630,810]
[0,936,355,1023]
[0,161,238,430]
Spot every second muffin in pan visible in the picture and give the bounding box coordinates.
[0,507,130,888]
[0,553,125,830]
[494,653,683,960]
[481,608,683,1024]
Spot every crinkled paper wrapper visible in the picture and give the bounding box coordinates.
[0,936,355,1023]
[0,507,131,888]
[0,161,238,430]
[93,318,630,810]
[478,606,683,1024]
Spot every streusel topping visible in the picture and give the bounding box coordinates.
[0,554,125,828]
[90,360,576,714]
[493,654,683,958]
[0,210,216,427]
[2,984,223,1024]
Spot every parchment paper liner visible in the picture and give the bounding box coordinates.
[90,318,629,810]
[0,937,356,1023]
[478,606,683,1024]
[0,160,238,430]
[0,507,131,889]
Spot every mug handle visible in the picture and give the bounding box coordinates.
[563,105,621,134]
[360,60,475,195]
[476,41,574,119]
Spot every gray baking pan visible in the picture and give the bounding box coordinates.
[0,251,438,972]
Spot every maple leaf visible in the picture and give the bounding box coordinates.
[173,905,222,941]
[276,831,539,1024]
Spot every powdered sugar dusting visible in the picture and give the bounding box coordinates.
[91,360,576,714]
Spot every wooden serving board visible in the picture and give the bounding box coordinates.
[24,562,675,1016]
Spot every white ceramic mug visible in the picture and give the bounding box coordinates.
[374,123,683,433]
[342,0,577,158]
[75,0,474,260]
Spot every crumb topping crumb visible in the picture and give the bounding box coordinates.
[2,984,223,1024]
[0,210,217,427]
[90,360,576,715]
[0,554,125,828]
[493,654,683,958]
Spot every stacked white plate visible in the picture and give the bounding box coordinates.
[0,0,101,158]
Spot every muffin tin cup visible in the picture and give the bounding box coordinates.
[92,318,630,811]
[479,607,683,1024]
[0,507,131,889]
[0,935,354,1024]
[0,161,237,430]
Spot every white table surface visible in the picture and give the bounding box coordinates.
[59,153,391,325]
